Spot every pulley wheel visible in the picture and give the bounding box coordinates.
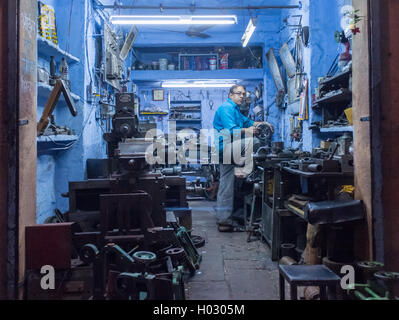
[356,261,385,281]
[256,123,273,142]
[133,251,157,264]
[191,235,206,248]
[166,247,185,259]
[357,261,385,269]
[79,244,99,264]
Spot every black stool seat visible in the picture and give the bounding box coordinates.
[279,264,341,300]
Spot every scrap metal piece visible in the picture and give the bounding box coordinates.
[266,48,286,93]
[279,43,297,78]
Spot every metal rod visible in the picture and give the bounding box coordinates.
[95,4,300,11]
[328,144,340,160]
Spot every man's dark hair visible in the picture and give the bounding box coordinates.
[229,84,246,95]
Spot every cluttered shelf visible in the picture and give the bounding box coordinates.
[170,108,201,112]
[170,100,201,104]
[281,166,354,178]
[170,101,201,112]
[312,88,352,108]
[140,111,168,115]
[168,119,202,122]
[319,126,353,133]
[37,36,80,64]
[130,69,264,81]
[319,69,351,87]
[285,203,306,220]
[37,134,78,152]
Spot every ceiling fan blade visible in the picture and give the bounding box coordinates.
[188,25,215,33]
[146,27,186,34]
[185,31,211,39]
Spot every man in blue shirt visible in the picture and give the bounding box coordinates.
[213,84,274,232]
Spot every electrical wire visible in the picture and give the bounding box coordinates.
[66,0,74,54]
[85,0,94,87]
[247,46,258,61]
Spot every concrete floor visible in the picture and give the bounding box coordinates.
[186,200,280,300]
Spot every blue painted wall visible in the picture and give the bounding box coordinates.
[136,84,259,133]
[264,0,352,151]
[37,0,107,223]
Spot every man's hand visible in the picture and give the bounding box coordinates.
[243,126,258,135]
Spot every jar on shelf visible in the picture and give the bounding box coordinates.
[209,57,217,70]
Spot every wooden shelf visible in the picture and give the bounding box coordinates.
[37,36,80,64]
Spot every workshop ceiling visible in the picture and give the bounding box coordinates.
[99,0,299,46]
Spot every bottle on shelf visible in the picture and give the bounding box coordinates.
[49,56,56,86]
[60,57,70,88]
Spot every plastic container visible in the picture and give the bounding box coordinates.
[344,108,353,125]
[159,58,168,70]
[209,57,217,70]
[167,64,175,70]
[60,57,69,81]
[220,53,229,69]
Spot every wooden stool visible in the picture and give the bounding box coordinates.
[279,264,341,300]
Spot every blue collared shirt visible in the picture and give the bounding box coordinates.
[213,98,254,153]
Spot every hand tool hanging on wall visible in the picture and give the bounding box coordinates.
[37,79,78,136]
[294,31,304,97]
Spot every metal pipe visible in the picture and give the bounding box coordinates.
[308,164,322,172]
[94,3,300,11]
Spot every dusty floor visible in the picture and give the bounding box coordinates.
[186,200,280,300]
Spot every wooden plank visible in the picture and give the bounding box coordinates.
[352,0,373,261]
[18,0,37,299]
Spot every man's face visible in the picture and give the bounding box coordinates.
[229,86,246,106]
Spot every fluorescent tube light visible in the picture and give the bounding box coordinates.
[241,17,257,47]
[162,80,237,88]
[110,15,237,25]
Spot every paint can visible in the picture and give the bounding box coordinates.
[159,58,168,70]
[209,57,217,70]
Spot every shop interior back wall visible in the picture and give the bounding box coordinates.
[34,0,352,225]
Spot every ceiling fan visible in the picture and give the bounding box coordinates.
[185,25,214,38]
[148,25,214,39]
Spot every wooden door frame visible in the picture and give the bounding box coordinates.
[0,0,19,300]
